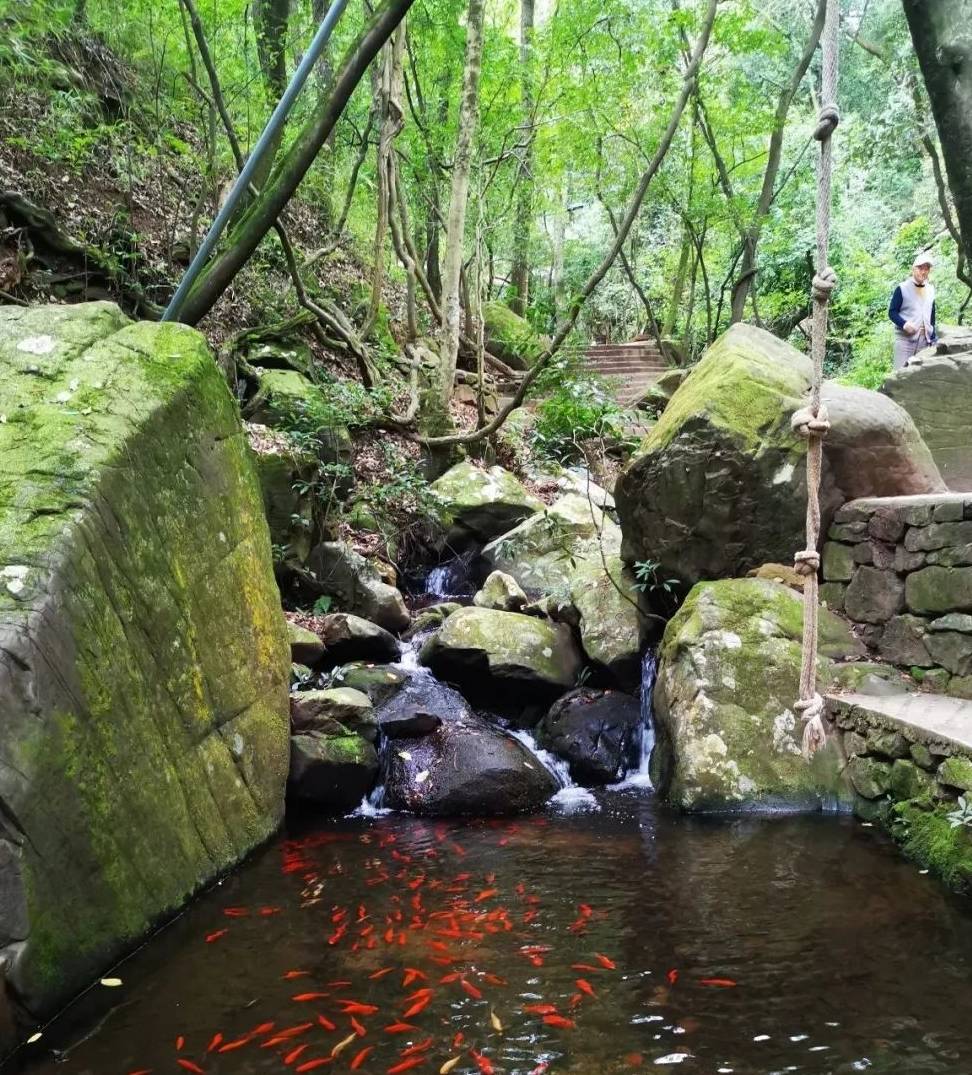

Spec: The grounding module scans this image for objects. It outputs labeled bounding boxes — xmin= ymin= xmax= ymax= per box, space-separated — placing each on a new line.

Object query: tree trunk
xmin=436 ymin=0 xmax=486 ymax=410
xmin=250 ymin=0 xmax=291 ymax=193
xmin=903 ymin=0 xmax=972 ymax=267
xmin=508 ymin=0 xmax=534 ymax=316
xmin=176 ymin=0 xmax=416 ymax=326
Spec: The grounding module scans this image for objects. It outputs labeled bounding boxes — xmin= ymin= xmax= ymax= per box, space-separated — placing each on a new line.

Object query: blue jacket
xmin=889 ymin=284 xmax=937 ymax=339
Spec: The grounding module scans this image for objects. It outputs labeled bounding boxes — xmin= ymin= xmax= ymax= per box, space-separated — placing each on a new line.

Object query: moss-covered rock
xmin=431 ymin=461 xmax=543 ymax=545
xmin=473 ymin=571 xmax=528 ymax=612
xmin=290 ymin=688 xmax=376 ymax=742
xmin=419 ymin=606 xmax=583 ymax=704
xmin=287 ymin=620 xmax=326 ymax=666
xmin=248 ymin=425 xmax=318 ymax=564
xmin=569 ymin=555 xmax=646 ymax=690
xmin=847 ymin=756 xmax=893 ymax=799
xmin=335 ymin=662 xmax=409 ymax=705
xmin=652 ymin=577 xmax=863 ymax=811
xmin=0 ymin=302 xmax=290 ymax=1014
xmin=307 ymin=542 xmax=409 ymax=633
xmin=288 ymin=731 xmax=378 ymax=813
xmin=938 ymin=755 xmax=972 ymax=791
xmin=483 ymin=302 xmax=549 ymax=371
xmin=891 ymin=801 xmax=972 ymax=891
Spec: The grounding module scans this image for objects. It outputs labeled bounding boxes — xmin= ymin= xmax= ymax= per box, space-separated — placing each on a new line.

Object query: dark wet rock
xmin=287 ymin=620 xmax=326 ymax=665
xmin=290 ymin=688 xmax=377 ymax=742
xmin=380 ymin=679 xmax=557 ymax=815
xmin=319 ymin=613 xmax=400 ymax=662
xmin=288 ymin=731 xmax=378 ymax=812
xmin=537 ymin=688 xmax=642 ymax=785
xmin=0 ymin=302 xmax=290 ymax=1013
xmin=403 ymin=602 xmax=462 ymax=640
xmin=336 ymin=662 xmax=409 ymax=705
xmin=308 ymin=541 xmax=409 ymax=632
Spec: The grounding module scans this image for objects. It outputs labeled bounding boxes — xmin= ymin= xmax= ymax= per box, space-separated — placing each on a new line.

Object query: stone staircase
xmin=577 ymin=340 xmax=669 ymax=408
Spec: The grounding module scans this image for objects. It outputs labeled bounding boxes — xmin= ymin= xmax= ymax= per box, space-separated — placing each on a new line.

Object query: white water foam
xmin=612 ymin=650 xmax=658 ymax=790
xmin=509 ymin=727 xmax=602 ymax=813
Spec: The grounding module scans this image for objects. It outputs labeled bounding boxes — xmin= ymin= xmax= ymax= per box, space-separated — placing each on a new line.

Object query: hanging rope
xmin=793 ymin=0 xmax=840 ymax=759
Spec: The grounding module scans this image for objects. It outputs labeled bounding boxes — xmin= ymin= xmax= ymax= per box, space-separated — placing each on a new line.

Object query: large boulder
xmin=482 ymin=493 xmax=622 ymax=594
xmin=0 ymin=303 xmax=290 ymax=1014
xmin=537 ymin=688 xmax=642 ymax=785
xmin=290 ymin=687 xmax=377 ymax=742
xmin=569 ymin=556 xmax=646 ymax=689
xmin=652 ymin=577 xmax=864 ymax=811
xmin=307 ymin=542 xmax=409 ymax=633
xmin=247 ymin=423 xmax=318 ymax=564
xmin=616 ymin=324 xmax=943 ymax=588
xmin=483 ymin=301 xmax=550 ymax=371
xmin=419 ymin=606 xmax=583 ymax=704
xmin=288 ymin=731 xmax=378 ymax=812
xmin=431 ymin=460 xmax=543 ymax=545
xmin=319 ymin=612 xmax=400 ymax=662
xmin=380 ymin=677 xmax=558 ymax=815
xmin=882 ymin=350 xmax=972 ymax=491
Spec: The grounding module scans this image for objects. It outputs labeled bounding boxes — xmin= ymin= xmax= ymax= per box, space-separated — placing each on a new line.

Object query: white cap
xmin=913 ymin=251 xmax=935 ymax=268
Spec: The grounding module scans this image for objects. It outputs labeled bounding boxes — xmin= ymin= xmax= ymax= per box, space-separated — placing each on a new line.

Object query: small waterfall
xmin=418 ymin=550 xmax=478 ymax=602
xmin=509 ymin=728 xmax=599 ymax=813
xmin=618 ymin=650 xmax=658 ymax=788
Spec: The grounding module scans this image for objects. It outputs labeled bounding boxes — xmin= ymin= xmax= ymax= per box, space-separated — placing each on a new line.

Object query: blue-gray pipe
xmin=162 ymin=0 xmax=351 ymax=322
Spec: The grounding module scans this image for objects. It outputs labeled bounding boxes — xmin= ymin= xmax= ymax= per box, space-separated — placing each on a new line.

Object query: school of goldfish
xmin=113 ymin=817 xmax=737 ymax=1075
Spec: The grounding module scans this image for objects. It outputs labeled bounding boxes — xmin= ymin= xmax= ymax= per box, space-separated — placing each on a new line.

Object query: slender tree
xmin=508 ymin=0 xmax=535 ymax=316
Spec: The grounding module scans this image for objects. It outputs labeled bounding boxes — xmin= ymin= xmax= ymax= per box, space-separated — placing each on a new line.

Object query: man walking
xmin=889 ymin=252 xmax=937 ymax=368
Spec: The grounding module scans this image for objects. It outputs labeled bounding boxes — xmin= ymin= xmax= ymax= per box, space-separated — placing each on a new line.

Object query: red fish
xmin=205 ymin=929 xmax=228 ymax=943
xmin=370 ymin=967 xmax=394 ymax=980
xmin=542 ymin=1014 xmax=575 ymax=1030
xmin=667 ymin=969 xmax=679 ymax=985
xmin=339 ymin=1001 xmax=379 ymax=1016
xmin=401 ymin=1038 xmax=433 ymax=1057
xmin=218 ymin=1037 xmax=251 ymax=1053
xmin=469 ymin=1049 xmax=494 ymax=1074
xmin=699 ymin=977 xmax=737 ymax=988
xmin=176 ymin=1037 xmax=185 ymax=1051
xmin=295 ymin=1061 xmax=333 ymax=1073
xmin=460 ymin=979 xmax=482 ymax=1000
xmin=451 ymin=1032 xmax=464 ymax=1050
xmin=576 ymin=979 xmax=597 ymax=999
xmin=293 ymin=992 xmax=330 ymax=1002
xmin=206 ymin=1033 xmax=223 ymax=1053
xmin=384 ymin=1022 xmax=419 ymax=1033
xmin=350 ymin=1046 xmax=375 ymax=1069
xmin=402 ymin=995 xmax=431 ymax=1018
xmin=127 ymin=1070 xmax=152 ymax=1075
xmin=222 ymin=907 xmax=249 ymax=917
xmin=474 ymin=889 xmax=497 ymax=903
xmin=625 ymin=1054 xmax=644 ymax=1067
xmin=176 ymin=1063 xmax=206 ymax=1074
xmin=595 ymin=953 xmax=617 ymax=970
xmin=523 ymin=1004 xmax=558 ymax=1015
xmin=530 ymin=1065 xmax=550 ymax=1075
xmin=350 ymin=1016 xmax=368 ymax=1037
xmin=260 ymin=906 xmax=282 ymax=916
xmin=284 ymin=970 xmax=311 ymax=980
xmin=387 ymin=1058 xmax=426 ymax=1074
xmin=285 ymin=1044 xmax=310 ymax=1064
xmin=571 ymin=963 xmax=602 ymax=973
xmin=317 ymin=1016 xmax=337 ymax=1031
xmin=482 ymin=974 xmax=507 ymax=987
xmin=403 ymin=968 xmax=428 ymax=986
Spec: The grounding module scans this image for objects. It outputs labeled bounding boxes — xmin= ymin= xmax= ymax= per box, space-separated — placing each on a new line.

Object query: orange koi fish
xmin=205 ymin=929 xmax=228 ymax=943
xmin=370 ymin=967 xmax=394 ymax=980
xmin=403 ymin=995 xmax=432 ymax=1019
xmin=387 ymin=1058 xmax=426 ymax=1074
xmin=295 ymin=1060 xmax=333 ymax=1072
xmin=350 ymin=1046 xmax=375 ymax=1070
xmin=384 ymin=1022 xmax=420 ymax=1033
xmin=350 ymin=1017 xmax=367 ymax=1037
xmin=571 ymin=963 xmax=602 ymax=973
xmin=403 ymin=967 xmax=428 ymax=986
xmin=285 ymin=1044 xmax=309 ymax=1064
xmin=576 ymin=979 xmax=597 ymax=999
xmin=529 ymin=1064 xmax=549 ymax=1075
xmin=217 ymin=1037 xmax=251 ymax=1054
xmin=474 ymin=889 xmax=497 ymax=903
xmin=338 ymin=1001 xmax=379 ymax=1016
xmin=175 ymin=1036 xmax=185 ymax=1050
xmin=666 ymin=969 xmax=679 ymax=985
xmin=206 ymin=1033 xmax=223 ymax=1053
xmin=522 ymin=1004 xmax=558 ymax=1015
xmin=222 ymin=907 xmax=249 ymax=917
xmin=176 ymin=1062 xmax=206 ymax=1074
xmin=283 ymin=970 xmax=311 ymax=980
xmin=401 ymin=1038 xmax=434 ymax=1057
xmin=293 ymin=993 xmax=330 ymax=1002
xmin=699 ymin=977 xmax=737 ymax=988
xmin=317 ymin=1016 xmax=336 ymax=1031
xmin=542 ymin=1014 xmax=575 ymax=1030
xmin=469 ymin=1049 xmax=494 ymax=1074
xmin=460 ymin=979 xmax=482 ymax=1000
xmin=595 ymin=953 xmax=617 ymax=970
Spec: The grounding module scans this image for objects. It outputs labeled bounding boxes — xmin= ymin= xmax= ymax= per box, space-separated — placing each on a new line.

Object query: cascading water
xmin=615 ymin=649 xmax=658 ymax=789
xmin=414 ymin=549 xmax=478 ymax=603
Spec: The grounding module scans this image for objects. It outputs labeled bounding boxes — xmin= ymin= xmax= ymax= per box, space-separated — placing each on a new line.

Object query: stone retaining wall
xmin=821 ymin=494 xmax=972 ymax=696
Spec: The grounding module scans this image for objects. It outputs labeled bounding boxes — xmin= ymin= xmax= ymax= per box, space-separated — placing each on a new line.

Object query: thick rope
xmin=795 ymin=0 xmax=839 ymax=759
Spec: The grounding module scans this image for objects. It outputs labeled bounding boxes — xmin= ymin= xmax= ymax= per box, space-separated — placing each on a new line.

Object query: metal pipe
xmin=162 ymin=0 xmax=351 ymax=322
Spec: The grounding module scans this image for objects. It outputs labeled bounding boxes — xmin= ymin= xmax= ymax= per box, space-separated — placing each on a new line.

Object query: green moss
xmin=892 ymin=801 xmax=972 ymax=891
xmin=483 ymin=301 xmax=547 ymax=367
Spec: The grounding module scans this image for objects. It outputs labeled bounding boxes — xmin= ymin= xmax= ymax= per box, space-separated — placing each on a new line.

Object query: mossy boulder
xmin=307 ymin=542 xmax=409 ymax=633
xmin=569 ymin=555 xmax=647 ymax=690
xmin=431 ymin=461 xmax=543 ymax=545
xmin=419 ymin=606 xmax=583 ymax=704
xmin=483 ymin=301 xmax=549 ymax=371
xmin=652 ymin=577 xmax=863 ymax=811
xmin=473 ymin=571 xmax=528 ymax=612
xmin=290 ymin=688 xmax=377 ymax=742
xmin=319 ymin=612 xmax=400 ymax=662
xmin=247 ymin=424 xmax=318 ymax=564
xmin=335 ymin=662 xmax=409 ymax=705
xmin=288 ymin=731 xmax=378 ymax=813
xmin=0 ymin=302 xmax=290 ymax=1014
xmin=287 ymin=620 xmax=326 ymax=666
xmin=482 ymin=494 xmax=622 ymax=595
xmin=616 ymin=323 xmax=943 ymax=589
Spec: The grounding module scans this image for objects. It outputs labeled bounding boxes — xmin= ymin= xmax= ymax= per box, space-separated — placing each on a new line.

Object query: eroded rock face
xmin=473 ymin=571 xmax=528 ymax=612
xmin=308 ymin=542 xmax=409 ymax=633
xmin=616 ymin=323 xmax=943 ymax=589
xmin=319 ymin=612 xmax=400 ymax=662
xmin=537 ymin=688 xmax=642 ymax=785
xmin=288 ymin=731 xmax=378 ymax=812
xmin=431 ymin=461 xmax=543 ymax=545
xmin=380 ymin=678 xmax=557 ymax=815
xmin=0 ymin=302 xmax=290 ymax=1013
xmin=569 ymin=556 xmax=646 ymax=690
xmin=419 ymin=607 xmax=583 ymax=704
xmin=882 ymin=350 xmax=972 ymax=491
xmin=652 ymin=578 xmax=863 ymax=811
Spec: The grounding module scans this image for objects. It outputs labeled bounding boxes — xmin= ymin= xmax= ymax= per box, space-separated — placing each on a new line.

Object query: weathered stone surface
xmin=844 ymin=731 xmax=868 ymax=757
xmin=911 ymin=742 xmax=935 ymax=769
xmin=868 ymin=507 xmax=907 ymax=544
xmin=473 ymin=570 xmax=528 ymax=612
xmin=652 ymin=578 xmax=862 ymax=811
xmin=906 ymin=566 xmax=972 ymax=615
xmin=245 ymin=368 xmax=352 ymax=466
xmin=381 ymin=677 xmax=557 ymax=815
xmin=923 ymin=631 xmax=972 ymax=676
xmin=847 ymin=756 xmax=893 ymax=799
xmin=930 ymin=613 xmax=972 ymax=633
xmin=877 ymin=615 xmax=933 ymax=667
xmin=829 ymin=661 xmax=911 ymax=696
xmin=431 ymin=460 xmax=543 ymax=543
xmin=319 ymin=613 xmax=400 ymax=662
xmin=948 ymin=675 xmax=972 ymax=700
xmin=308 ymin=542 xmax=409 ymax=632
xmin=896 ymin=546 xmax=926 ymax=572
xmin=335 ymin=663 xmax=408 ymax=705
xmin=483 ymin=301 xmax=550 ymax=371
xmin=865 ymin=726 xmax=910 ymax=758
xmin=0 ymin=302 xmax=290 ymax=1013
xmin=829 ymin=521 xmax=869 ymax=542
xmin=934 ymin=499 xmax=966 ymax=522
xmin=905 ymin=520 xmax=972 ymax=551
xmin=248 ymin=425 xmax=317 ymax=564
xmin=938 ymin=755 xmax=972 ymax=792
xmin=616 ymin=324 xmax=942 ymax=589
xmin=927 ymin=544 xmax=972 ymax=566
xmin=569 ymin=556 xmax=646 ymax=689
xmin=288 ymin=731 xmax=378 ymax=812
xmin=882 ymin=351 xmax=972 ymax=491
xmin=290 ymin=688 xmax=376 ymax=742
xmin=420 ymin=607 xmax=583 ymax=702
xmin=483 ymin=494 xmax=621 ymax=594
xmin=844 ymin=566 xmax=905 ymax=623
xmin=890 ymin=759 xmax=937 ymax=803
xmin=819 ymin=582 xmax=847 ymax=611
xmin=747 ymin=562 xmax=806 ymax=589
xmin=822 ymin=542 xmax=855 ymax=581
xmin=537 ymin=688 xmax=642 ymax=785
xmin=287 ymin=620 xmax=326 ymax=665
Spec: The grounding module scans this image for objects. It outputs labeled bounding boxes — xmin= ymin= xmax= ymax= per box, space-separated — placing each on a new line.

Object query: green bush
xmin=838 ymin=322 xmax=894 ymax=389
xmin=531 ymin=375 xmax=628 ymax=462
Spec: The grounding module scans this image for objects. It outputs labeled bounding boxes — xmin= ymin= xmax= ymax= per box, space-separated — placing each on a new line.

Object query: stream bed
xmin=8 ymin=792 xmax=972 ymax=1075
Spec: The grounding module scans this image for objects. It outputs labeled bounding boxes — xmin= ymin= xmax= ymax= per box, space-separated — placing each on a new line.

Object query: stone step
xmin=826 ymin=690 xmax=972 ymax=753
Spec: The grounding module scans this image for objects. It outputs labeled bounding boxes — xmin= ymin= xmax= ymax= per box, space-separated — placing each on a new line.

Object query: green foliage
xmin=530 ymin=369 xmax=630 ymax=463
xmin=947 ymin=795 xmax=972 ymax=830
xmin=632 ymin=559 xmax=680 ymax=598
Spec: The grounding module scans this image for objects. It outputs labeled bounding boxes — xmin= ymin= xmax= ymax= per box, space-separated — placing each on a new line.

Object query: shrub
xmin=531 ymin=375 xmax=628 ymax=463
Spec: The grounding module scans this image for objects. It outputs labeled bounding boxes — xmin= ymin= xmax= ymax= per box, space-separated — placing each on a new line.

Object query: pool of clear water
xmin=7 ymin=790 xmax=972 ymax=1075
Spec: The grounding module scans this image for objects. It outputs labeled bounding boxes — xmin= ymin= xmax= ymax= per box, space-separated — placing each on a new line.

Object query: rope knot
xmin=790 ymin=403 xmax=831 ymax=440
xmin=793 ymin=549 xmax=821 ymax=576
xmin=795 ymin=694 xmax=827 ymax=759
xmin=811 ymin=267 xmax=838 ymax=304
xmin=813 ymin=103 xmax=840 ymax=141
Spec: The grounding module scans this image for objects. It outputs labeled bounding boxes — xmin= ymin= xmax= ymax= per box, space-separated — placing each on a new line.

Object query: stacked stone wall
xmin=821 ymin=494 xmax=972 ymax=696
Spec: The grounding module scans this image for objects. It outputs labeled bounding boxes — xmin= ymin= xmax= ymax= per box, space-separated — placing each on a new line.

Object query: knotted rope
xmin=795 ymin=0 xmax=840 ymax=759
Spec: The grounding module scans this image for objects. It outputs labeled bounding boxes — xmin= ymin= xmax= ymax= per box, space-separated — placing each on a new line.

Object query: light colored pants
xmin=893 ymin=331 xmax=929 ymax=370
